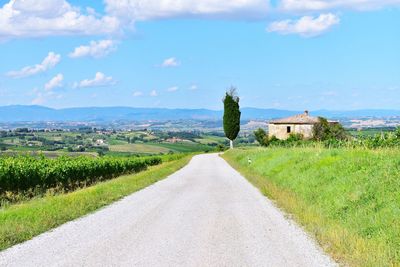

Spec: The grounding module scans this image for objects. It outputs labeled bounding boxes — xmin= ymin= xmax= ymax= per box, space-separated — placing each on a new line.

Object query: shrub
xmin=254 ymin=128 xmax=270 ymax=146
xmin=313 ymin=117 xmax=348 ymax=141
xmin=287 ymin=133 xmax=303 ymax=142
xmin=217 ymin=144 xmax=227 ymax=152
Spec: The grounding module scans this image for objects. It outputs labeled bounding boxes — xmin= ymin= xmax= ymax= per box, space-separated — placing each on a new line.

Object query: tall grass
xmin=223 ymin=147 xmax=400 ymax=267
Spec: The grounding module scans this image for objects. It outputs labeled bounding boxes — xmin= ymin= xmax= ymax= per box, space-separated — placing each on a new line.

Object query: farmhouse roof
xmin=269 ymin=111 xmax=320 ymax=124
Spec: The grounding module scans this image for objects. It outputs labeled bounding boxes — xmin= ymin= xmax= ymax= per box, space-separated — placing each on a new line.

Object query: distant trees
xmin=223 ymin=87 xmax=241 ymax=149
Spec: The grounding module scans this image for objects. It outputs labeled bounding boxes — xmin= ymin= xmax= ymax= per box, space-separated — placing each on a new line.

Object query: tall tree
xmin=223 ymin=87 xmax=241 ymax=149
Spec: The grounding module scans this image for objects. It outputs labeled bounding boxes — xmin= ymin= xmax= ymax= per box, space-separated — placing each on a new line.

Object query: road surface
xmin=0 ymin=154 xmax=336 ymax=267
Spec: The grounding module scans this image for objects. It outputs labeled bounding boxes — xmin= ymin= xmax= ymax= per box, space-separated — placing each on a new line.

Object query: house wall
xmin=268 ymin=124 xmax=314 ymax=140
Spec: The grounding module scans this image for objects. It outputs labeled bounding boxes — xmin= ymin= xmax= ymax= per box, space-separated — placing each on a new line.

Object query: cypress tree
xmin=223 ymin=87 xmax=241 ymax=149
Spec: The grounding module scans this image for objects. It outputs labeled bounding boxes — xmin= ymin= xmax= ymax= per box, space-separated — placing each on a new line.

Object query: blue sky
xmin=0 ymin=0 xmax=399 ymax=110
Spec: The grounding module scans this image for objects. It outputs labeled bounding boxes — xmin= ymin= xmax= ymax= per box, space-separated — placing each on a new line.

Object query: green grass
xmin=0 ymin=155 xmax=192 ymax=251
xmin=109 ymin=143 xmax=171 ymax=153
xmin=109 ymin=142 xmax=212 ymax=154
xmin=223 ymin=147 xmax=400 ymax=267
xmin=152 ymin=142 xmax=212 ymax=153
xmin=1 ymin=151 xmax=97 ymax=158
xmin=195 ymin=135 xmax=226 ymax=145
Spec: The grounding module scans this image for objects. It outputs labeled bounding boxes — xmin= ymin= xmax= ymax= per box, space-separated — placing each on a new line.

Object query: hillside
xmin=1 ymin=105 xmax=400 ymax=122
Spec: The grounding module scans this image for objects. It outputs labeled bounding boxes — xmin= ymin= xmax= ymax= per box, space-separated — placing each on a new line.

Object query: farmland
xmin=0 ymin=128 xmax=231 ymax=157
xmin=0 ymin=127 xmax=199 ymax=250
xmin=0 ymin=155 xmax=162 ymax=205
xmin=223 ymin=147 xmax=400 ymax=266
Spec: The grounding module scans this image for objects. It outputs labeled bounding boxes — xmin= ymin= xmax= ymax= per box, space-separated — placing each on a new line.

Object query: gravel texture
xmin=0 ymin=153 xmax=336 ymax=267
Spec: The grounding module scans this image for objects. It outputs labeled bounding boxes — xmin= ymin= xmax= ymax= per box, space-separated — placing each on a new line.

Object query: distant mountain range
xmin=1 ymin=105 xmax=400 ymax=122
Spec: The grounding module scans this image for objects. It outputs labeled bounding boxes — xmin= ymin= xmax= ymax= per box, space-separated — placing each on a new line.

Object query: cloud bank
xmin=0 ymin=0 xmax=120 ymax=40
xmin=104 ymin=0 xmax=269 ymax=21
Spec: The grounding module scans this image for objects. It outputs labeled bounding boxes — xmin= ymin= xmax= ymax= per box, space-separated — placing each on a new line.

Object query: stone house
xmin=268 ymin=111 xmax=320 ymax=140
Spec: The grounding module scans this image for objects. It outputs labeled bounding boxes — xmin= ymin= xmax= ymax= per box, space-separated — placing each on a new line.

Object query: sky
xmin=0 ymin=0 xmax=399 ymax=111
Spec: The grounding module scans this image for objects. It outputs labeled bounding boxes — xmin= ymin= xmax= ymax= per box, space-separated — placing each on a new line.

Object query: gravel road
xmin=0 ymin=153 xmax=336 ymax=267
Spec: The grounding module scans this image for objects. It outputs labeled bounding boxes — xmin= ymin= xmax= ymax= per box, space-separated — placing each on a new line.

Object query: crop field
xmin=0 ymin=129 xmax=225 ymax=157
xmin=223 ymin=147 xmax=400 ymax=267
xmin=109 ymin=144 xmax=171 ymax=154
xmin=0 ymin=155 xmax=162 ymax=206
xmin=151 ymin=142 xmax=213 ymax=153
xmin=0 ymin=151 xmax=98 ymax=158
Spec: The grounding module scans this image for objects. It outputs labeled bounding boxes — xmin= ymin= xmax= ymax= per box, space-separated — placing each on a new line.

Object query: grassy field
xmin=153 ymin=142 xmax=212 ymax=153
xmin=0 ymin=155 xmax=193 ymax=251
xmin=223 ymin=147 xmax=400 ymax=267
xmin=109 ymin=142 xmax=213 ymax=154
xmin=109 ymin=143 xmax=171 ymax=154
xmin=0 ymin=151 xmax=97 ymax=158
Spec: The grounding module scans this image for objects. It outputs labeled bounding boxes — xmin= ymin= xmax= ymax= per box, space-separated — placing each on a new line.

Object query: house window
xmin=287 ymin=126 xmax=291 ymax=133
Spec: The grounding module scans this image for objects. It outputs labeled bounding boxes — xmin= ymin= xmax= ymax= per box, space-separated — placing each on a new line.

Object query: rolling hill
xmin=0 ymin=105 xmax=400 ymax=122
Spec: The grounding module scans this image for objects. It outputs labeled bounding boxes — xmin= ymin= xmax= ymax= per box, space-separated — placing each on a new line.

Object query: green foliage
xmin=322 ymin=130 xmax=400 ymax=149
xmin=223 ymin=87 xmax=241 ymax=142
xmin=313 ymin=117 xmax=348 ymax=141
xmin=217 ymin=144 xmax=227 ymax=152
xmin=0 ymin=155 xmax=162 ymax=197
xmin=254 ymin=129 xmax=304 ymax=147
xmin=224 ymin=148 xmax=400 ymax=266
xmin=286 ymin=133 xmax=303 ymax=142
xmin=254 ymin=128 xmax=270 ymax=146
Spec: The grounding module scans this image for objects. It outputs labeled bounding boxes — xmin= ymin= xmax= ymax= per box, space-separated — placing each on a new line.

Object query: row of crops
xmin=0 ymin=155 xmax=162 ymax=194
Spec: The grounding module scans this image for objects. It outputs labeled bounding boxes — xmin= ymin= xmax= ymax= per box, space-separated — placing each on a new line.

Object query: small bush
xmin=217 ymin=144 xmax=227 ymax=152
xmin=254 ymin=128 xmax=270 ymax=146
xmin=313 ymin=117 xmax=348 ymax=141
xmin=287 ymin=133 xmax=303 ymax=142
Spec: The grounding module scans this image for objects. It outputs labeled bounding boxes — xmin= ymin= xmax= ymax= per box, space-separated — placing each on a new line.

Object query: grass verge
xmin=222 ymin=147 xmax=400 ymax=267
xmin=0 ymin=155 xmax=192 ymax=251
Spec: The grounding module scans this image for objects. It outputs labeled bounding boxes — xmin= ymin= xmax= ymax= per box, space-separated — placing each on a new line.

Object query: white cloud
xmin=167 ymin=86 xmax=179 ymax=92
xmin=74 ymin=72 xmax=115 ymax=88
xmin=105 ymin=0 xmax=269 ymax=21
xmin=150 ymin=90 xmax=158 ymax=97
xmin=161 ymin=57 xmax=180 ymax=67
xmin=0 ymin=0 xmax=120 ymax=40
xmin=69 ymin=39 xmax=117 ymax=58
xmin=267 ymin=13 xmax=340 ymax=37
xmin=45 ymin=73 xmax=64 ymax=91
xmin=31 ymin=92 xmax=45 ymax=105
xmin=6 ymin=52 xmax=61 ymax=78
xmin=189 ymin=84 xmax=198 ymax=90
xmin=31 ymin=90 xmax=62 ymax=105
xmin=133 ymin=91 xmax=143 ymax=97
xmin=279 ymin=0 xmax=400 ymax=12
